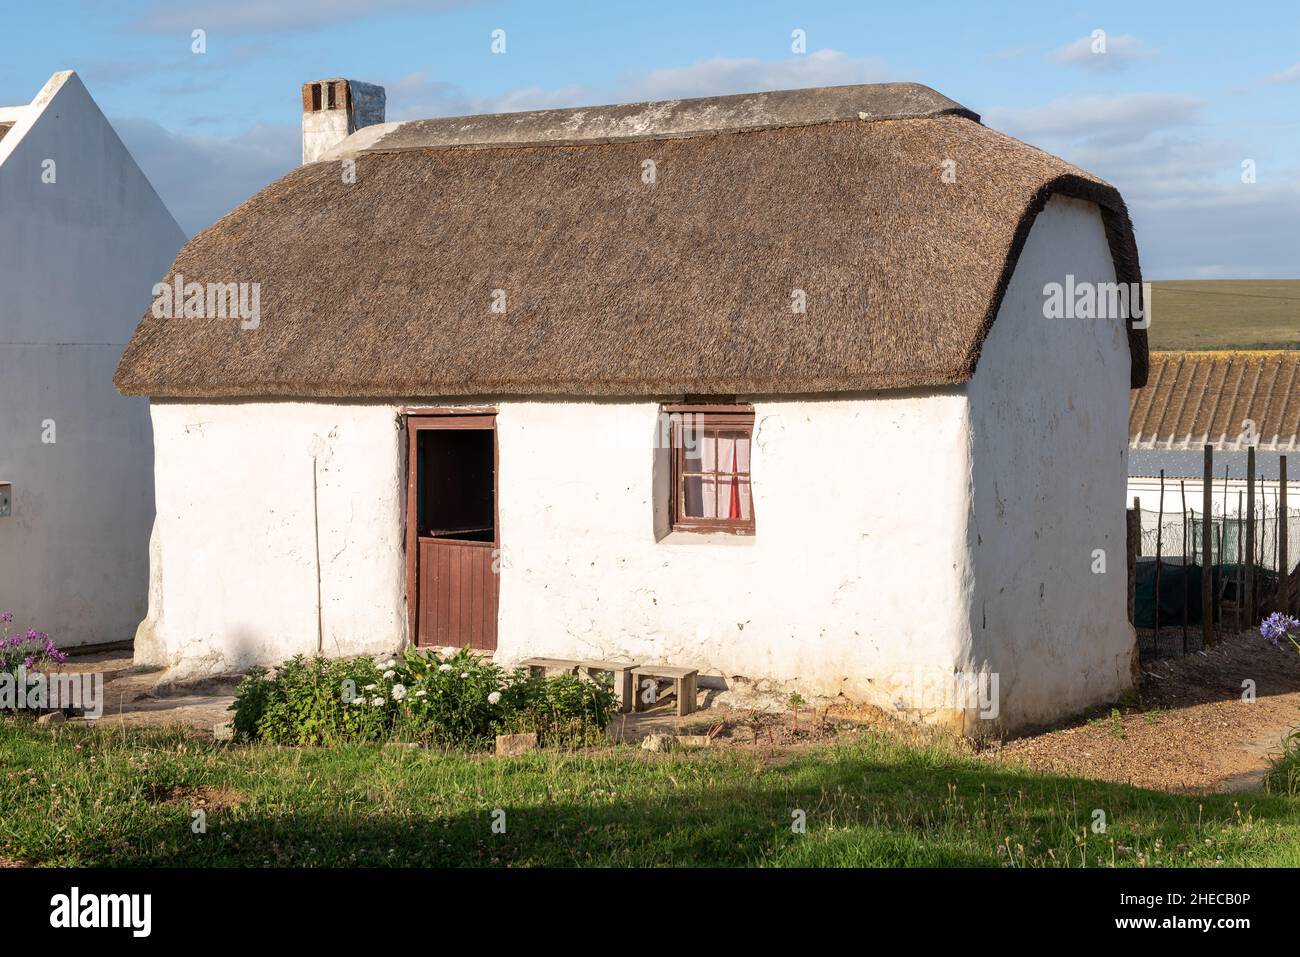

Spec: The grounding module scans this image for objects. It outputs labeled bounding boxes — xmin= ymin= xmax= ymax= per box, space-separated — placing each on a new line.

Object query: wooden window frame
xmin=665 ymin=404 xmax=756 ymax=536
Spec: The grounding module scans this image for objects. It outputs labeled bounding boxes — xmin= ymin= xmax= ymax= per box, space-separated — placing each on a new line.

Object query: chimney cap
xmin=301 ymin=78 xmax=385 ymax=114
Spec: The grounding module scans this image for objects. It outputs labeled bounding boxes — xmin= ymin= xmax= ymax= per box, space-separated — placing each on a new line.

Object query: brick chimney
xmin=301 ymin=78 xmax=385 ymax=163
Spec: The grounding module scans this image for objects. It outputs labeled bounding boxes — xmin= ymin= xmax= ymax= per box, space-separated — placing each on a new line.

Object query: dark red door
xmin=405 ymin=414 xmax=499 ymax=651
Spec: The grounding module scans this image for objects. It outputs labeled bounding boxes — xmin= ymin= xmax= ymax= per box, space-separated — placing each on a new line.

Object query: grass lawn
xmin=1149 ymin=280 xmax=1300 ymax=351
xmin=5 ymin=722 xmax=1300 ymax=867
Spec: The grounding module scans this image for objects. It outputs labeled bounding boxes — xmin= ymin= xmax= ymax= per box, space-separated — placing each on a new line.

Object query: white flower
xmin=383 ymin=670 xmax=396 ymax=679
xmin=460 ymin=672 xmax=469 ymax=679
xmin=391 ymin=684 xmax=407 ymax=701
xmin=384 ymin=659 xmax=397 ymax=668
xmin=363 ymin=683 xmax=378 ymax=691
xmin=414 ymin=690 xmax=427 ymax=697
xmin=350 ymin=698 xmax=364 ymax=706
xmin=487 ymin=691 xmax=502 ymax=705
xmin=439 ymin=663 xmax=452 ymax=673
xmin=370 ymin=696 xmax=386 ymax=706
xmin=443 ymin=646 xmax=456 ymax=657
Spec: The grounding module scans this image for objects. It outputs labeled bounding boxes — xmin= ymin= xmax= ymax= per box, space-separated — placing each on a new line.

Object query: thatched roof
xmin=115 ymin=82 xmax=1147 ymax=399
xmin=1130 ymin=351 xmax=1300 ymax=451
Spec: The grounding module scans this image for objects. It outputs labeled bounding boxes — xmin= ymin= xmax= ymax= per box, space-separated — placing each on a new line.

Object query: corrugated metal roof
xmin=1130 ymin=351 xmax=1300 ymax=451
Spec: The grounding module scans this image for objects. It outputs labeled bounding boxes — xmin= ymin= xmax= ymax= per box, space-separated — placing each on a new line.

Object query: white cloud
xmin=136 ymin=0 xmax=476 ymax=34
xmin=986 ymin=93 xmax=1300 ymax=278
xmin=984 ymin=93 xmax=1203 ymax=146
xmin=1052 ymin=33 xmax=1156 ymax=72
xmin=385 ymin=70 xmax=589 ymax=120
xmin=385 ymin=49 xmax=888 ymax=121
xmin=620 ymin=50 xmax=889 ymax=101
xmin=1266 ymin=61 xmax=1300 ymax=84
xmin=114 ymin=117 xmax=299 ymax=236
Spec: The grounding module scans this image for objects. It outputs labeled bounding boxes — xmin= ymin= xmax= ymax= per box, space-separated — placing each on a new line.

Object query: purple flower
xmin=0 ymin=612 xmax=12 ymax=623
xmin=1260 ymin=613 xmax=1300 ymax=650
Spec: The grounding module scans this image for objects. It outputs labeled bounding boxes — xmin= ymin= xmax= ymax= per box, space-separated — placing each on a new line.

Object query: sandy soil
xmin=981 ymin=630 xmax=1300 ymax=793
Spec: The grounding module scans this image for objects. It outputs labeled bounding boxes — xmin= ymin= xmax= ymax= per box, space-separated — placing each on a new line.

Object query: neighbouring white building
xmin=1128 ymin=350 xmax=1300 ymax=574
xmin=1 ymin=71 xmax=185 ymax=647
xmin=115 ymin=80 xmax=1149 ymax=734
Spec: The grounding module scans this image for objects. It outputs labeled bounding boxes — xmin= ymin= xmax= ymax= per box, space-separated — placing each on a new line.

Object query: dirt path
xmin=982 ymin=631 xmax=1300 ymax=793
xmin=62 ymin=651 xmax=236 ymax=733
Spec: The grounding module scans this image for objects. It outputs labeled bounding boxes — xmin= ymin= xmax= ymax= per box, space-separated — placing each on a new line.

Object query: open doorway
xmin=418 ymin=428 xmax=495 ymax=541
xmin=405 ymin=414 xmax=498 ymax=651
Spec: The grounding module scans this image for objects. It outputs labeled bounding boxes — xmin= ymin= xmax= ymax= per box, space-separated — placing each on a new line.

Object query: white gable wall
xmin=0 ymin=72 xmax=185 ymax=645
xmin=965 ymin=195 xmax=1137 ymax=730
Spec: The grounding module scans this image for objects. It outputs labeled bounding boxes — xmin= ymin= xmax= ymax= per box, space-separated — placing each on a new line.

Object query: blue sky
xmin=4 ymin=0 xmax=1298 ymax=278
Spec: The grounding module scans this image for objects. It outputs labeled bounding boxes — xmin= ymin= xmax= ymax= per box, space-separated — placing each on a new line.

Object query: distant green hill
xmin=1149 ymin=280 xmax=1299 ymax=351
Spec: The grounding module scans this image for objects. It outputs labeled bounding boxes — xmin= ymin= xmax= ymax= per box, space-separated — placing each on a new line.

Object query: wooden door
xmin=405 ymin=413 xmax=499 ymax=651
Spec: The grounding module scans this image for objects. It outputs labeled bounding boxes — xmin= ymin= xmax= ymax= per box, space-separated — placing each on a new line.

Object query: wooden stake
xmin=1155 ymin=470 xmax=1165 ymax=640
xmin=1281 ymin=456 xmax=1291 ymax=616
xmin=1246 ymin=447 xmax=1256 ymax=624
xmin=1202 ymin=446 xmax=1214 ymax=647
xmin=1236 ymin=490 xmax=1244 ymax=633
xmin=1180 ymin=480 xmax=1189 ymax=653
xmin=1220 ymin=465 xmax=1229 ymax=571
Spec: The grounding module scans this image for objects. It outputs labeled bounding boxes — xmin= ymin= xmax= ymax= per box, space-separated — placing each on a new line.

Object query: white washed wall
xmin=965 ymin=195 xmax=1137 ymax=731
xmin=140 ymin=393 xmax=975 ymax=703
xmin=0 ymin=72 xmax=184 ymax=646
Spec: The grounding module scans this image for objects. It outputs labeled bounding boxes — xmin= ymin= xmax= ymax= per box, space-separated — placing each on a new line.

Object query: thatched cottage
xmin=115 ymin=79 xmax=1148 ymax=734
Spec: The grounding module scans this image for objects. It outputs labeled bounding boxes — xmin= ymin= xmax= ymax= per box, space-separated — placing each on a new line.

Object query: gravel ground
xmin=982 ymin=630 xmax=1300 ymax=793
xmin=60 ymin=651 xmax=237 ymax=733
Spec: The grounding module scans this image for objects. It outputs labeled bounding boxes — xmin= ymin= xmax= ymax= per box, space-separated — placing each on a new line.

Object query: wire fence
xmin=1130 ymin=466 xmax=1298 ymax=660
xmin=1136 ymin=508 xmax=1300 ymax=574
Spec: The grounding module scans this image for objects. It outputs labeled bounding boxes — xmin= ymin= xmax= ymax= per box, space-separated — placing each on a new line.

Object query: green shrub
xmin=502 ymin=672 xmax=618 ymax=747
xmin=1266 ymin=730 xmax=1300 ymax=796
xmin=230 ymin=655 xmax=392 ymax=746
xmin=229 ymin=647 xmax=616 ymax=750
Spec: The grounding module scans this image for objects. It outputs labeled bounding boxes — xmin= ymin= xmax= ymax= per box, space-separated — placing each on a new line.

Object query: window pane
xmin=684 ymin=476 xmax=719 ymax=518
xmin=683 ymin=427 xmax=704 ymax=472
xmin=701 ymin=432 xmax=716 ymax=472
xmin=718 ymin=475 xmax=752 ymax=520
xmin=734 ymin=433 xmax=751 ymax=473
xmin=716 ymin=432 xmax=735 ymax=475
xmin=683 ymin=475 xmax=703 ymax=517
xmin=683 ymin=429 xmax=717 ymax=473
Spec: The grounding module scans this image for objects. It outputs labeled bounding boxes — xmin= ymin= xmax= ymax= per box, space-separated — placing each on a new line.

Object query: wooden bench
xmin=630 ymin=665 xmax=699 ymax=717
xmin=519 ymin=657 xmax=581 ymax=677
xmin=519 ymin=657 xmax=640 ymax=713
xmin=576 ymin=660 xmax=640 ymax=714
